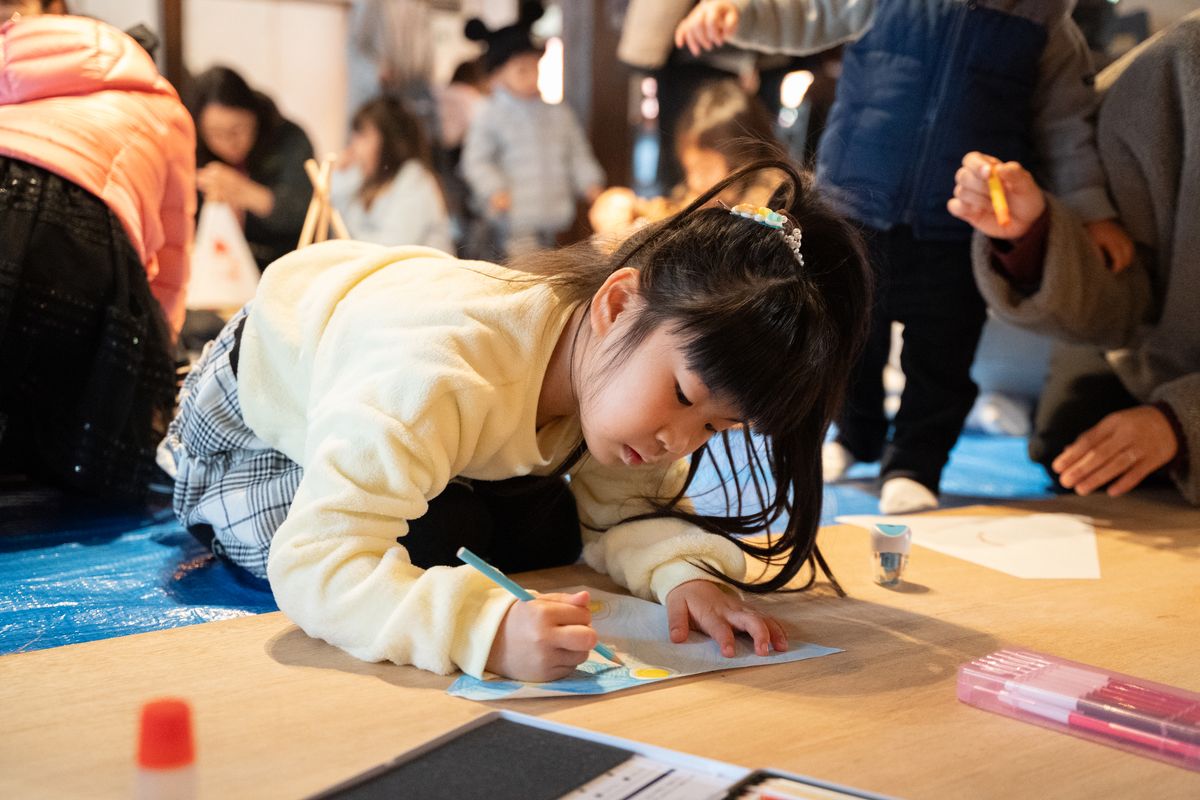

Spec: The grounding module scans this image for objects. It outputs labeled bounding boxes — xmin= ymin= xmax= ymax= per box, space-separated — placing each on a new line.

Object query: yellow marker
xmin=987 ymin=169 xmax=1011 ymax=227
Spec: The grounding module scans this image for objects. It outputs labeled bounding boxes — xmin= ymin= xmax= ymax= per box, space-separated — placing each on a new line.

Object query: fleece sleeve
xmin=569 ymin=456 xmax=747 ymax=604
xmin=265 ymin=372 xmax=516 ymax=679
xmin=728 ymin=0 xmax=875 ymax=56
xmin=971 ymin=193 xmax=1153 ymax=350
xmin=1150 ymin=374 xmax=1200 ymax=505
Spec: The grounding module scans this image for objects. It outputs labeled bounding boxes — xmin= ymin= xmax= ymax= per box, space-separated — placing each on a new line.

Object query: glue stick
xmin=136 ymin=698 xmax=195 ymax=800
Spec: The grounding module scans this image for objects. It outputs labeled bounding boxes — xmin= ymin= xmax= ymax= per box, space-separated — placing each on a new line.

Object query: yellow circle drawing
xmin=587 ymin=600 xmax=610 ymax=620
xmin=630 ymin=667 xmax=672 ymax=680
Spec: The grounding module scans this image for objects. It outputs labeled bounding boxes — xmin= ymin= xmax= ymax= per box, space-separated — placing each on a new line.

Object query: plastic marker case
xmin=958 ymin=648 xmax=1200 ymax=770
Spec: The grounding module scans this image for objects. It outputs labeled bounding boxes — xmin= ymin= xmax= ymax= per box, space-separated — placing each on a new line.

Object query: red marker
xmin=1000 ymin=691 xmax=1200 ymax=764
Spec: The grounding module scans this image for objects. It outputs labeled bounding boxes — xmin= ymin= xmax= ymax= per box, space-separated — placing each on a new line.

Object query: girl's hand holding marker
xmin=460 ymin=547 xmax=622 ymax=683
xmin=947 ymin=151 xmax=1046 ymax=240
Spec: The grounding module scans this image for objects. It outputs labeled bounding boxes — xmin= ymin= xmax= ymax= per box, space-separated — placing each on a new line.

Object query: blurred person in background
xmin=591 ymin=79 xmax=783 ymax=236
xmin=0 ymin=12 xmax=194 ymax=500
xmin=346 ymin=0 xmax=436 ymax=141
xmin=461 ymin=2 xmax=604 ymax=258
xmin=332 ymin=96 xmax=452 ymax=251
xmin=187 ymin=66 xmax=313 ymax=272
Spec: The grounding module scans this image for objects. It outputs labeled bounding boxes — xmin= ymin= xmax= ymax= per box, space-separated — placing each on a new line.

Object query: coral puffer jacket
xmin=0 ymin=15 xmax=195 ymax=335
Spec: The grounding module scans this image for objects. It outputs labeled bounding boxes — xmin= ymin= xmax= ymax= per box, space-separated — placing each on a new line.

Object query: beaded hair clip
xmin=729 ymin=203 xmax=804 ymax=267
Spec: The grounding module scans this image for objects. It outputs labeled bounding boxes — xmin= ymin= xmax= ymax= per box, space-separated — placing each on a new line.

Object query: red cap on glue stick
xmin=138 ymin=699 xmax=194 ymax=770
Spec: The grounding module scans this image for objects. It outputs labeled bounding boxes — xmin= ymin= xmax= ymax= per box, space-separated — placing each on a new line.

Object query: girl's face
xmin=680 ymin=144 xmax=730 ymax=200
xmin=200 ymin=104 xmax=257 ymax=166
xmin=578 ymin=283 xmax=743 ymax=468
xmin=347 ymin=121 xmax=382 ymax=176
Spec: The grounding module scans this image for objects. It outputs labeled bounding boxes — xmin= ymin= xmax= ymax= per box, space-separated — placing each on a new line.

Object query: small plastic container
xmin=958 ymin=648 xmax=1200 ymax=770
xmin=869 ymin=523 xmax=911 ymax=587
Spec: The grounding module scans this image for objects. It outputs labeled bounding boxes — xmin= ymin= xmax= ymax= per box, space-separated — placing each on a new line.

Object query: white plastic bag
xmin=186 ymin=201 xmax=259 ymax=310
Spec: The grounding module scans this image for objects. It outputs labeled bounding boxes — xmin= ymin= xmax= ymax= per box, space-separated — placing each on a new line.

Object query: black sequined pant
xmin=0 ymin=158 xmax=175 ymax=500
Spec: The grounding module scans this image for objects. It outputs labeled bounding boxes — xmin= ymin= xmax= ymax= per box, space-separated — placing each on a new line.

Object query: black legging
xmin=401 ymin=475 xmax=582 ymax=572
xmin=835 ymin=225 xmax=987 ymax=492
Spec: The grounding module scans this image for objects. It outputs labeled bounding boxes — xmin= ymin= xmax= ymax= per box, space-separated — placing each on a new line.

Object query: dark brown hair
xmin=187 ymin=65 xmax=283 ymax=170
xmin=514 ymin=158 xmax=871 ymax=593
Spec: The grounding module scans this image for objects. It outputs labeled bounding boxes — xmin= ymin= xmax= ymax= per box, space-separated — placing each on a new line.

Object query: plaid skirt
xmin=159 ymin=306 xmax=300 ymax=578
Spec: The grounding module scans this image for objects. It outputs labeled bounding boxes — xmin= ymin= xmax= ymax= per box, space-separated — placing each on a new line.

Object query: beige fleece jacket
xmin=236 ymin=241 xmax=747 ymax=677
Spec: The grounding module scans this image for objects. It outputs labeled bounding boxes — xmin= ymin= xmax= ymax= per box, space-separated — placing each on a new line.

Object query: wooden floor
xmin=2 ymin=492 xmax=1199 ymax=798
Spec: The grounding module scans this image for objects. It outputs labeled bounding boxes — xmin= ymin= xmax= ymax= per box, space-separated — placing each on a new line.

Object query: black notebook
xmin=313 ymin=717 xmax=633 ymax=800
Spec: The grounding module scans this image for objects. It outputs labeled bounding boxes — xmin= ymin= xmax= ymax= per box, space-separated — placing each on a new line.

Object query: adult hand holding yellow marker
xmin=948 ymin=151 xmax=1046 ymax=240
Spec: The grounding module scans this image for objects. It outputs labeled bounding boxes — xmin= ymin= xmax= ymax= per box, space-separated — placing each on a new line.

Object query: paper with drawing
xmin=836 ymin=513 xmax=1100 ymax=579
xmin=447 ymin=587 xmax=840 ymax=701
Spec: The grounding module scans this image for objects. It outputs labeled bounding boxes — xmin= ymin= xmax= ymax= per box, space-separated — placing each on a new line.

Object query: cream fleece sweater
xmin=236 ymin=241 xmax=747 ymax=677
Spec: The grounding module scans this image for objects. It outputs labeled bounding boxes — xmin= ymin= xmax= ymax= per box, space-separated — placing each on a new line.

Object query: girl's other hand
xmin=948 ymin=152 xmax=1045 ymax=240
xmin=665 ymin=579 xmax=788 ymax=657
xmin=674 ymin=1 xmax=741 ymax=56
xmin=1085 ymin=218 xmax=1135 ymax=273
xmin=484 ymin=590 xmax=596 ymax=682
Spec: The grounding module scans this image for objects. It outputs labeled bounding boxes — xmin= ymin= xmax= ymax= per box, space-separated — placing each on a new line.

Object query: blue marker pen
xmin=456 ymin=547 xmax=623 ymax=665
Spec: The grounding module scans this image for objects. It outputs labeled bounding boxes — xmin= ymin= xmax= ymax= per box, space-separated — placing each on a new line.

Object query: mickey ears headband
xmin=464 ymin=1 xmax=544 ymax=41
xmin=729 ymin=203 xmax=804 ymax=267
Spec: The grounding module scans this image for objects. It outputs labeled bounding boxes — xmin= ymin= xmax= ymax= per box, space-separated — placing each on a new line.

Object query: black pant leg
xmin=399 ymin=476 xmax=581 ymax=573
xmin=401 ymin=481 xmax=495 ymax=569
xmin=1029 ymin=342 xmax=1139 ymax=488
xmin=835 ymin=226 xmax=893 ymax=462
xmin=883 ymin=235 xmax=987 ymax=491
xmin=473 ymin=475 xmax=582 ymax=574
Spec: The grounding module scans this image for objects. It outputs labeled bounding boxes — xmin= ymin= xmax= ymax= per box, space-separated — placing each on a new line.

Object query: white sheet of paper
xmin=447 ymin=587 xmax=840 ymax=701
xmin=835 ymin=513 xmax=1100 ymax=579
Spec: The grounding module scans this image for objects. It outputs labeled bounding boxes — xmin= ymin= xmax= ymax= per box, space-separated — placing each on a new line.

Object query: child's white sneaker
xmin=966 ymin=391 xmax=1032 ymax=436
xmin=879 ymin=477 xmax=939 ymax=514
xmin=822 ymin=441 xmax=856 ymax=483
